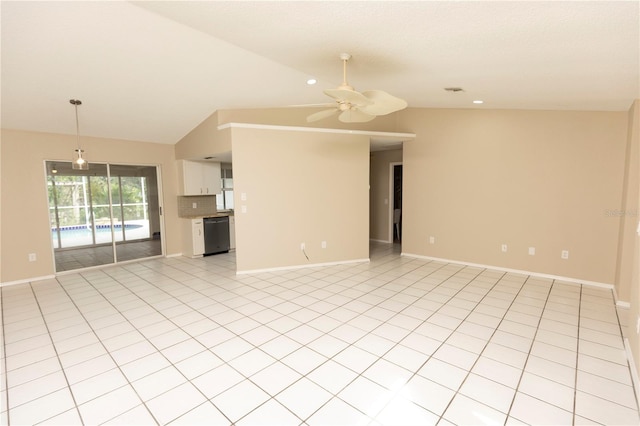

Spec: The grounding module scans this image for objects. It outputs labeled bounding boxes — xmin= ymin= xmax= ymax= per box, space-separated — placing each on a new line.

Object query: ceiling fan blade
xmin=288 ymin=103 xmax=335 ymax=108
xmin=359 ymin=90 xmax=408 ymax=115
xmin=307 ymin=108 xmax=338 ymax=122
xmin=339 ymin=109 xmax=376 ymax=123
xmin=323 ymin=88 xmax=374 ymax=107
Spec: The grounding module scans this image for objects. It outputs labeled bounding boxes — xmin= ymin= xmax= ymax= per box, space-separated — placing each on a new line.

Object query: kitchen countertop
xmin=179 ymin=212 xmax=233 ymax=219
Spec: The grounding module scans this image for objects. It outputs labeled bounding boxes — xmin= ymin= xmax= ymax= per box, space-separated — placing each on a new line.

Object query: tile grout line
xmin=315 ymin=263 xmax=507 ymax=423
xmin=53 ymin=273 xmax=164 ymax=425
xmin=613 ymin=289 xmax=640 ymax=413
xmin=504 ymin=279 xmax=565 ymax=422
xmin=82 ymin=265 xmax=236 ymax=425
xmin=232 ymin=255 xmax=452 ymax=424
xmin=572 ymin=284 xmax=583 ymax=426
xmin=297 ymin=259 xmax=461 ymax=423
xmin=433 ymin=271 xmax=531 ymax=423
xmin=24 ymin=281 xmax=85 ymax=424
xmin=236 ymin=255 xmax=452 ymax=423
xmin=1 ymin=287 xmax=10 ymax=425
xmin=128 ymin=259 xmax=312 ymax=423
xmin=3 ymin=244 xmax=637 ymax=425
xmin=573 ymin=289 xmax=637 ymax=420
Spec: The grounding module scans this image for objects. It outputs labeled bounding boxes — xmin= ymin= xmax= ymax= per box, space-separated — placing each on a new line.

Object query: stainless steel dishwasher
xmin=203 ymin=216 xmax=230 ymax=255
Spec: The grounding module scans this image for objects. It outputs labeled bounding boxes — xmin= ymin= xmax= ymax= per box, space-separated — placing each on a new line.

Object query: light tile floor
xmin=1 ymin=242 xmax=639 ymax=425
xmin=55 ymin=239 xmax=162 ymax=272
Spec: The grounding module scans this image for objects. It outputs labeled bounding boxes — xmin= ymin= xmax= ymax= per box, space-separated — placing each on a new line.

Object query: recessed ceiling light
xmin=473 ymin=100 xmax=484 ymax=104
xmin=306 ymin=78 xmax=317 ymax=85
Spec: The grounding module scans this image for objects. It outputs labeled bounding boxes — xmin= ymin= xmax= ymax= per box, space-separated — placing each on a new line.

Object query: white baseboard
xmin=401 ymin=252 xmax=614 ymax=290
xmin=1 ymin=254 xmax=176 ymax=287
xmin=617 ymin=300 xmax=632 ymax=309
xmin=237 ymin=258 xmax=370 ymax=275
xmin=166 ymin=253 xmax=183 ymax=258
xmin=370 ymin=238 xmax=391 ymax=243
xmin=0 ymin=275 xmax=56 ymax=287
xmin=624 ymin=338 xmax=640 ymax=410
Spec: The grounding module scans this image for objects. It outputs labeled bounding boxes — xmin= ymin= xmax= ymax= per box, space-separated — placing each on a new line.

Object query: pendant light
xmin=70 ymin=99 xmax=88 ymax=170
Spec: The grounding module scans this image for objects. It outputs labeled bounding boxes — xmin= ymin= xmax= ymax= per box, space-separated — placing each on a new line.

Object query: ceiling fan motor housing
xmin=306 ymin=52 xmax=408 ymax=123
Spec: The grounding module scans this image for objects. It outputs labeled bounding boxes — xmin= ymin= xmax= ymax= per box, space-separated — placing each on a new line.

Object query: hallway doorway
xmin=390 ymin=162 xmax=402 ymax=243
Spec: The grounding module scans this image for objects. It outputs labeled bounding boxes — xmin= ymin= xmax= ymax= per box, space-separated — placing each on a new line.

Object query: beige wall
xmin=399 ymin=108 xmax=628 ymax=286
xmin=175 ymin=107 xmax=401 ymax=162
xmin=231 ymin=127 xmax=370 ymax=272
xmin=370 ymin=149 xmax=403 ymax=242
xmin=175 ymin=111 xmax=232 ymax=160
xmin=622 ymin=100 xmax=640 ymax=382
xmin=3 ymin=103 xmax=638 ymax=379
xmin=0 ymin=129 xmax=180 ymax=283
xmin=616 ymin=102 xmax=640 ymax=301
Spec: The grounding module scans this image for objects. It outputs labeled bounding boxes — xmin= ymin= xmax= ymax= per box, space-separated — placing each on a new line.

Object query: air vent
xmin=444 ymin=87 xmax=464 ymax=92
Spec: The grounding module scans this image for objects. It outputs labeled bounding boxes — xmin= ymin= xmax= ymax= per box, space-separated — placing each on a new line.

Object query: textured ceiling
xmin=1 ymin=1 xmax=638 ymax=144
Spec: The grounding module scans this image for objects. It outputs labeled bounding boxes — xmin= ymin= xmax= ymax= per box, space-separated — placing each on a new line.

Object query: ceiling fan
xmin=306 ymin=53 xmax=408 ymax=123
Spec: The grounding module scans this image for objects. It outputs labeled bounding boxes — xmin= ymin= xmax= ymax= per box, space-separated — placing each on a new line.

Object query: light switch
xmin=241 ymin=193 xmax=247 ymax=201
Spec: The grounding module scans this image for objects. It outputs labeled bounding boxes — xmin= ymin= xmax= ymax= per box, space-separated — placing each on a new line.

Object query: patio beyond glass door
xmin=47 ymin=161 xmax=162 ymax=272
xmin=110 ymin=164 xmax=162 ymax=263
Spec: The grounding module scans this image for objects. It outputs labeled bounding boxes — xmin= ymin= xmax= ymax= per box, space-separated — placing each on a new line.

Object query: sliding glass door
xmin=46 ymin=161 xmax=163 ymax=272
xmin=109 ymin=164 xmax=162 ymax=263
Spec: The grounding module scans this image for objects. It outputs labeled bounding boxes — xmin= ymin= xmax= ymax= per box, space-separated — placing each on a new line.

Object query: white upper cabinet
xmin=178 ymin=160 xmax=221 ymax=196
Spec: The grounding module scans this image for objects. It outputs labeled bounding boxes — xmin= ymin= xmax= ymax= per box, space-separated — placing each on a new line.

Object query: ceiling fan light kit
xmin=307 ymin=53 xmax=408 ymax=123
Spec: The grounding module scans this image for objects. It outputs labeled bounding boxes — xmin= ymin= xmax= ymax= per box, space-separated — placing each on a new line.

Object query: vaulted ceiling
xmin=1 ymin=1 xmax=638 ymax=144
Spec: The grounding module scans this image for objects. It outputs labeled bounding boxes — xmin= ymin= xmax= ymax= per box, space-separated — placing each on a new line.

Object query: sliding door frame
xmin=44 ymin=160 xmax=166 ymax=273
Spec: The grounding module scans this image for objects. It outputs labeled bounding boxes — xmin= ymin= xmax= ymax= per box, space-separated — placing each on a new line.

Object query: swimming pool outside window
xmin=46 ymin=161 xmax=162 ymax=271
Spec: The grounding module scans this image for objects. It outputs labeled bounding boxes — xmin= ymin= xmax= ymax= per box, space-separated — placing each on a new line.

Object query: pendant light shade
xmin=73 ymin=149 xmax=87 ymax=169
xmin=70 ymin=99 xmax=89 ymax=170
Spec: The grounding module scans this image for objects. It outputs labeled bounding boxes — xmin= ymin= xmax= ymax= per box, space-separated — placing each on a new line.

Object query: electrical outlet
xmin=528 ymin=247 xmax=536 ymax=256
xmin=192 ymin=202 xmax=197 ymax=209
xmin=241 ymin=205 xmax=247 ymax=213
xmin=635 ymin=315 xmax=640 ymax=334
xmin=501 ymin=244 xmax=508 ymax=252
xmin=300 ymin=242 xmax=305 ymax=250
xmin=561 ymin=250 xmax=569 ymax=259
xmin=321 ymin=241 xmax=327 ymax=249
xmin=429 ymin=236 xmax=435 ymax=244
xmin=28 ymin=253 xmax=36 ymax=262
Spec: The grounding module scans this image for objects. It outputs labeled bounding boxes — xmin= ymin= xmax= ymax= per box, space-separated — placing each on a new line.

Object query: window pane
xmin=224 ymin=190 xmax=234 ymax=209
xmin=216 ymin=192 xmax=225 ymax=210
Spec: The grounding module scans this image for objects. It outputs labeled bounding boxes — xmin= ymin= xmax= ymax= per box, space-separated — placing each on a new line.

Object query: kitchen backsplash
xmin=177 ymin=195 xmax=217 ymax=217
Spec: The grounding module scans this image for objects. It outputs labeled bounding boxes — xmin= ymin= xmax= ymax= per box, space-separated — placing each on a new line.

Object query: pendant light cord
xmin=70 ymin=99 xmax=82 ymax=150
